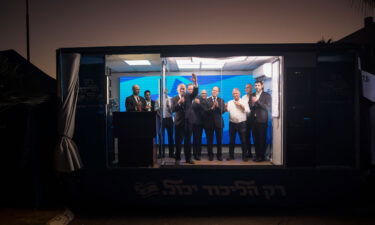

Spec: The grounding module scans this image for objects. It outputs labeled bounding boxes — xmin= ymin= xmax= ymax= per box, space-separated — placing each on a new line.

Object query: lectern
xmin=113 ymin=112 xmax=157 ymax=167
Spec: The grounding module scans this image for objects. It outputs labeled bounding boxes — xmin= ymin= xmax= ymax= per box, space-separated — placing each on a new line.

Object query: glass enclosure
xmin=105 ymin=54 xmax=283 ymax=168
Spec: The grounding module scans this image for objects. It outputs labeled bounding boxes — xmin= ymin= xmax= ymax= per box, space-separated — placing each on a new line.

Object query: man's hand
xmin=211 ymin=100 xmax=218 ymax=109
xmin=191 ymin=73 xmax=197 ymax=84
xmin=194 ymin=98 xmax=200 ymax=104
xmin=178 ymin=96 xmax=185 ymax=104
xmin=251 ymin=96 xmax=257 ymax=103
xmin=234 ymin=100 xmax=245 ymax=111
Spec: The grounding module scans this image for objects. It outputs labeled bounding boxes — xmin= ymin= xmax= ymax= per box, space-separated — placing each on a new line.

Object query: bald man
xmin=171 ymin=73 xmax=198 ymax=165
xmin=125 ymin=84 xmax=146 ymax=112
xmin=191 ymin=89 xmax=210 ymax=160
xmin=206 ymin=86 xmax=225 ymax=161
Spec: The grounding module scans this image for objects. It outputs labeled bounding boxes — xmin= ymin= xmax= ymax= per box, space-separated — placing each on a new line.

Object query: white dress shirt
xmin=241 ymin=94 xmax=252 ymax=116
xmin=227 ymin=98 xmax=250 ymax=123
xmin=255 ymin=91 xmax=262 ymax=101
xmin=145 ymin=100 xmax=152 ymax=111
xmin=155 ymin=96 xmax=172 ymax=118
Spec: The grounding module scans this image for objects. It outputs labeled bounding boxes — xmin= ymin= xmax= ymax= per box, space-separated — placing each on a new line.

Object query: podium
xmin=113 ymin=112 xmax=157 ymax=167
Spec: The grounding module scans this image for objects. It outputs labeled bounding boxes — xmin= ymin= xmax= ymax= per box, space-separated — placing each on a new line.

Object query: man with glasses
xmin=242 ymin=84 xmax=254 ymax=159
xmin=171 ymin=73 xmax=198 ymax=165
xmin=206 ymin=86 xmax=225 ymax=161
xmin=191 ymin=89 xmax=210 ymax=160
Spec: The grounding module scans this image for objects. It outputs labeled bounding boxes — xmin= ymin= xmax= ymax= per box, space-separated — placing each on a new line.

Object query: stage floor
xmin=156 ymin=146 xmax=273 ymax=167
xmin=157 ymin=156 xmax=272 ymax=167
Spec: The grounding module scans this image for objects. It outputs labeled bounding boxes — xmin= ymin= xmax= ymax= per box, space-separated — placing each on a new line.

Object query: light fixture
xmin=254 ymin=56 xmax=272 ymax=61
xmin=192 ymin=56 xmax=247 ymax=64
xmin=176 ymin=59 xmax=200 ymax=69
xmin=201 ymin=64 xmax=224 ymax=69
xmin=124 ymin=60 xmax=151 ymax=65
xmin=221 ymin=56 xmax=247 ymax=63
xmin=178 ymin=64 xmax=200 ymax=69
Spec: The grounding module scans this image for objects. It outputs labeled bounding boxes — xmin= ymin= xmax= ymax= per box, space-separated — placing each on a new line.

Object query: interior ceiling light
xmin=124 ymin=60 xmax=151 ymax=65
xmin=176 ymin=59 xmax=200 ymax=69
xmin=254 ymin=56 xmax=272 ymax=61
xmin=201 ymin=64 xmax=224 ymax=69
xmin=192 ymin=56 xmax=247 ymax=64
xmin=221 ymin=56 xmax=247 ymax=63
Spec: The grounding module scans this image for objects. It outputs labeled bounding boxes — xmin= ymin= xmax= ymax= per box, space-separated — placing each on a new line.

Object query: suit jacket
xmin=191 ymin=96 xmax=210 ymax=125
xmin=207 ymin=96 xmax=225 ymax=128
xmin=250 ymin=91 xmax=271 ymax=123
xmin=171 ymin=86 xmax=198 ymax=126
xmin=125 ymin=95 xmax=146 ymax=112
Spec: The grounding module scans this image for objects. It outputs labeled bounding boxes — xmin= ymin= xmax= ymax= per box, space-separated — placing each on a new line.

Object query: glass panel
xmin=105 ymin=54 xmax=162 ymax=167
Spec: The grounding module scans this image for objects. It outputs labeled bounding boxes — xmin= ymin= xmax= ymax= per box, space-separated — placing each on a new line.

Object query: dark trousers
xmin=229 ymin=121 xmax=247 ymax=158
xmin=175 ymin=122 xmax=193 ymax=161
xmin=193 ymin=124 xmax=210 ymax=158
xmin=207 ymin=126 xmax=223 ymax=158
xmin=158 ymin=117 xmax=174 ymax=157
xmin=193 ymin=124 xmax=202 ymax=158
xmin=253 ymin=122 xmax=268 ymax=159
xmin=245 ymin=117 xmax=253 ymax=157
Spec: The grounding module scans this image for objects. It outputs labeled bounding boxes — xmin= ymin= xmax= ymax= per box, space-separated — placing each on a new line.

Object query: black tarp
xmin=0 ymin=50 xmax=58 ymax=207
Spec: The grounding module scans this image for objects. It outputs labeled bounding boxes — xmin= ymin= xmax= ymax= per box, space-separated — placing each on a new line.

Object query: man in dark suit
xmin=144 ymin=90 xmax=155 ymax=112
xmin=206 ymin=86 xmax=225 ymax=161
xmin=251 ymin=81 xmax=272 ymax=162
xmin=191 ymin=89 xmax=210 ymax=160
xmin=242 ymin=84 xmax=254 ymax=159
xmin=125 ymin=84 xmax=146 ymax=112
xmin=171 ymin=73 xmax=198 ymax=165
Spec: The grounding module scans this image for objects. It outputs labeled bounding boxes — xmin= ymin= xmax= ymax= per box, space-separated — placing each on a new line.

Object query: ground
xmin=1 ymin=208 xmax=375 ymax=225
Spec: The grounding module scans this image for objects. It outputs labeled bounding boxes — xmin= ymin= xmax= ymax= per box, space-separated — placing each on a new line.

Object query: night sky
xmin=0 ymin=0 xmax=374 ymax=78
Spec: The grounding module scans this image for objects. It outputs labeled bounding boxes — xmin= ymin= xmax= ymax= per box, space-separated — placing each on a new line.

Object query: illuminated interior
xmin=105 ymin=54 xmax=283 ymax=167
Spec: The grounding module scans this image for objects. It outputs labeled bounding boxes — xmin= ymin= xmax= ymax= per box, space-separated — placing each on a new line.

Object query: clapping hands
xmin=178 ymin=96 xmax=185 ymax=104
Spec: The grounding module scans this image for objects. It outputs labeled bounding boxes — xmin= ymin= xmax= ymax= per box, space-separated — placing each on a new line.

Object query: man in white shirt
xmin=226 ymin=88 xmax=250 ymax=161
xmin=155 ymin=89 xmax=174 ymax=158
xmin=241 ymin=84 xmax=254 ymax=159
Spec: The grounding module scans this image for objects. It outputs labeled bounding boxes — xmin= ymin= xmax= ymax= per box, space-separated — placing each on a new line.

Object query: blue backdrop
xmin=119 ymin=75 xmax=263 ymax=144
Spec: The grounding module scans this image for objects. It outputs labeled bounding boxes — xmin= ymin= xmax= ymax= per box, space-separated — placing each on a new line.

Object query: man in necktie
xmin=125 ymin=84 xmax=146 ymax=112
xmin=206 ymin=86 xmax=225 ymax=161
xmin=191 ymin=89 xmax=210 ymax=160
xmin=171 ymin=73 xmax=198 ymax=165
xmin=242 ymin=84 xmax=254 ymax=159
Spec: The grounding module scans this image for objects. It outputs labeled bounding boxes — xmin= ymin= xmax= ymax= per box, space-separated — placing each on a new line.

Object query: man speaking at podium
xmin=125 ymin=84 xmax=146 ymax=112
xmin=171 ymin=73 xmax=198 ymax=165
